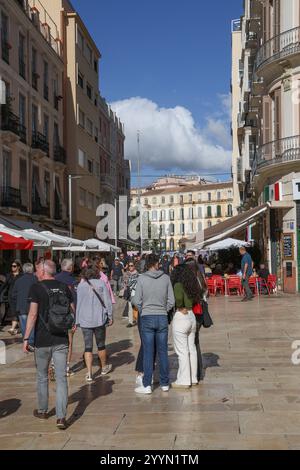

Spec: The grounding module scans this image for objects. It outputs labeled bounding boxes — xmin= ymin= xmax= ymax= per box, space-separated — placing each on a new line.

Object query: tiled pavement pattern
xmin=1 ymin=295 xmax=300 ymax=450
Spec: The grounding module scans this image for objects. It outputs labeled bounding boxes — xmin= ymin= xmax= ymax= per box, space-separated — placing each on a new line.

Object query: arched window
xmin=227 ymin=204 xmax=233 ymax=217
xmin=169 ymin=209 xmax=175 ymax=221
xmin=217 ymin=205 xmax=222 ymax=217
xmin=207 ymin=206 xmax=212 ymax=218
xmin=169 ymin=223 xmax=175 ymax=236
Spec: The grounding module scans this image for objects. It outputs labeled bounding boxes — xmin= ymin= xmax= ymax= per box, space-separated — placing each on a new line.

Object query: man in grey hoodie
xmin=132 ymin=254 xmax=175 ymax=394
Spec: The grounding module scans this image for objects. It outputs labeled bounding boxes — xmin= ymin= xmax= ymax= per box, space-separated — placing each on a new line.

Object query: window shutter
xmin=263 ymin=96 xmax=272 ymax=144
xmin=274 ymin=88 xmax=281 ymax=142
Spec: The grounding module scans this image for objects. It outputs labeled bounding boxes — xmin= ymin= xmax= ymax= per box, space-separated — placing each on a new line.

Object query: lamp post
xmin=68 ymin=174 xmax=83 ymax=238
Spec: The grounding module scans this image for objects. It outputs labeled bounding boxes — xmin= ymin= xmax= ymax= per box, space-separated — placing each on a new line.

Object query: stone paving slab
xmin=1 ymin=295 xmax=300 ymax=450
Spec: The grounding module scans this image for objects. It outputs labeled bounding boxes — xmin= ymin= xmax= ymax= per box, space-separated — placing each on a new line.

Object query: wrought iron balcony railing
xmin=255 ymin=135 xmax=300 ymax=172
xmin=32 ymin=131 xmax=49 ymax=155
xmin=54 ymin=146 xmax=66 ymax=164
xmin=255 ymin=26 xmax=300 ymax=72
xmin=1 ymin=110 xmax=27 ymax=143
xmin=0 ymin=186 xmax=24 ymax=210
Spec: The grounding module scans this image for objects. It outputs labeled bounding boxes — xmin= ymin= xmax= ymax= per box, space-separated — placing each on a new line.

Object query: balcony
xmin=1 ymin=110 xmax=27 ymax=144
xmin=0 ymin=186 xmax=27 ymax=212
xmin=32 ymin=199 xmax=50 ymax=217
xmin=32 ymin=131 xmax=49 ymax=155
xmin=100 ymin=175 xmax=114 ymax=192
xmin=54 ymin=146 xmax=66 ymax=164
xmin=255 ymin=27 xmax=300 ymax=83
xmin=253 ymin=135 xmax=300 ymax=187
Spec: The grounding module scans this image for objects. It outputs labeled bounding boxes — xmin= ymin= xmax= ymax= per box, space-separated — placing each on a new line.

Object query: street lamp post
xmin=68 ymin=174 xmax=83 ymax=238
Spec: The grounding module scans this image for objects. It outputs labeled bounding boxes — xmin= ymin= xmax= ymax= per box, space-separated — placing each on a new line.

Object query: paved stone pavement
xmin=1 ymin=294 xmax=300 ymax=450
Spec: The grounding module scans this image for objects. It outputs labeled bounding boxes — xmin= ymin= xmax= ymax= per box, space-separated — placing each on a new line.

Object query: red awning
xmin=0 ymin=231 xmax=34 ymax=250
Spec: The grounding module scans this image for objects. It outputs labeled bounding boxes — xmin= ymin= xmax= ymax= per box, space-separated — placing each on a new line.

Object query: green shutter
xmin=264 ymin=186 xmax=270 ymax=203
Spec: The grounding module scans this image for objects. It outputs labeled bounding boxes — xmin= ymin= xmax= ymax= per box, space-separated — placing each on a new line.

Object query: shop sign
xmin=293 ymin=180 xmax=300 ymax=200
xmin=283 ymin=233 xmax=294 ymax=260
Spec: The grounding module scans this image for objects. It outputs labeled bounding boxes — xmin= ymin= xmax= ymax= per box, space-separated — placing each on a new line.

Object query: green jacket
xmin=174 ymin=282 xmax=193 ymax=310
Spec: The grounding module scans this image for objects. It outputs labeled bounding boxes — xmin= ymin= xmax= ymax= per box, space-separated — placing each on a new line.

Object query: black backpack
xmin=40 ymin=282 xmax=74 ymax=336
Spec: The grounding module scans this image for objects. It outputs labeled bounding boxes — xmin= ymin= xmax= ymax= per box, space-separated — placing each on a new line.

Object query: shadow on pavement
xmin=0 ymin=399 xmax=22 ymax=419
xmin=203 ymin=353 xmax=220 ymax=369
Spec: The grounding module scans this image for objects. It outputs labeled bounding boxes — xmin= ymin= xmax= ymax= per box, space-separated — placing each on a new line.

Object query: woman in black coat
xmin=0 ymin=260 xmax=23 ymax=334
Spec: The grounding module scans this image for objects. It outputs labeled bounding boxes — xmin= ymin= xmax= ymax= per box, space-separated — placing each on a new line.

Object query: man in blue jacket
xmin=239 ymin=247 xmax=254 ymax=301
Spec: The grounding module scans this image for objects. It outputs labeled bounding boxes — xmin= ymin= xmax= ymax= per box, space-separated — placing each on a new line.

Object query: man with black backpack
xmin=23 ymin=260 xmax=75 ymax=430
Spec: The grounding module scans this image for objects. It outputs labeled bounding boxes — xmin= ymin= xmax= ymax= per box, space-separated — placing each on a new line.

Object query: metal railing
xmin=54 ymin=146 xmax=66 ymax=164
xmin=0 ymin=186 xmax=23 ymax=210
xmin=256 ymin=135 xmax=300 ymax=171
xmin=32 ymin=131 xmax=49 ymax=154
xmin=1 ymin=110 xmax=27 ymax=143
xmin=256 ymin=26 xmax=300 ymax=71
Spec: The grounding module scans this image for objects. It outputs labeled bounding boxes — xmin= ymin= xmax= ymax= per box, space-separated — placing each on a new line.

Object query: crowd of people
xmin=0 ymin=245 xmax=266 ymax=429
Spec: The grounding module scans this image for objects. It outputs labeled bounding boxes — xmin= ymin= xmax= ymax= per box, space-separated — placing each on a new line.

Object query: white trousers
xmin=172 ymin=311 xmax=197 ymax=386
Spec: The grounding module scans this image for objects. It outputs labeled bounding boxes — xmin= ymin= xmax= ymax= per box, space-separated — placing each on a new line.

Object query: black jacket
xmin=11 ymin=273 xmax=37 ymax=315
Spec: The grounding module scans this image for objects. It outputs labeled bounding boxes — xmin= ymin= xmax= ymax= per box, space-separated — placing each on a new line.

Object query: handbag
xmin=201 ymin=300 xmax=213 ymax=329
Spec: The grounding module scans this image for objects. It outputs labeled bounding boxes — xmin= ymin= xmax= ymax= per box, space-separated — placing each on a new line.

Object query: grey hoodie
xmin=132 ymin=270 xmax=175 ymax=317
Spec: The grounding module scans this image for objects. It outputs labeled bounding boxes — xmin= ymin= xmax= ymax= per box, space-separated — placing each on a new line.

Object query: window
xmin=19 ymin=94 xmax=26 ymax=127
xmin=86 ymin=83 xmax=92 ymax=99
xmin=79 ymin=188 xmax=86 ymax=206
xmin=2 ymin=149 xmax=12 ymax=188
xmin=169 ymin=209 xmax=175 ymax=221
xmin=169 ymin=238 xmax=175 ymax=251
xmin=197 ymin=207 xmax=202 ymax=219
xmin=54 ymin=122 xmax=60 ymax=147
xmin=180 ymin=195 xmax=184 ymax=204
xmin=94 ymin=127 xmax=98 ymax=142
xmin=180 ymin=208 xmax=184 ymax=220
xmin=95 ymin=162 xmax=100 ymax=177
xmin=43 ymin=114 xmax=49 ymax=141
xmin=217 ymin=205 xmax=222 ymax=217
xmin=228 ymin=189 xmax=233 ymax=199
xmin=79 ymin=109 xmax=85 ymax=128
xmin=43 ymin=61 xmax=49 ymax=100
xmin=87 ymin=118 xmax=93 ymax=136
xmin=160 ymin=210 xmax=166 ymax=221
xmin=77 ymin=28 xmax=84 ymax=50
xmin=208 ymin=192 xmax=212 ymax=202
xmin=78 ymin=71 xmax=84 ymax=88
xmin=161 ymin=196 xmax=165 ymax=204
xmin=19 ymin=33 xmax=26 ymax=79
xmin=227 ymin=204 xmax=233 ymax=217
xmin=189 ymin=194 xmax=193 ymax=203
xmin=1 ymin=12 xmax=9 ymax=63
xmin=44 ymin=171 xmax=50 ymax=207
xmin=188 ymin=222 xmax=193 ymax=234
xmin=53 ymin=74 xmax=59 ymax=110
xmin=87 ymin=159 xmax=93 ymax=173
xmin=170 ymin=196 xmax=174 ymax=204
xmin=78 ymin=148 xmax=86 ymax=167
xmin=152 ymin=210 xmax=157 ymax=222
xmin=85 ymin=44 xmax=92 ymax=64
xmin=160 ymin=225 xmax=166 ymax=237
xmin=180 ymin=223 xmax=185 ymax=235
xmin=87 ymin=192 xmax=93 ymax=210
xmin=217 ymin=191 xmax=221 ymax=201
xmin=94 ymin=60 xmax=98 ymax=73
xmin=144 ymin=198 xmax=148 ymax=206
xmin=32 ymin=47 xmax=38 ymax=90
xmin=188 ymin=207 xmax=193 ymax=219
xmin=32 ymin=104 xmax=38 ymax=134
xmin=198 ymin=193 xmax=202 ymax=202
xmin=152 ymin=197 xmax=157 ymax=205
xmin=19 ymin=159 xmax=28 ymax=209
xmin=169 ymin=223 xmax=175 ymax=236
xmin=207 ymin=206 xmax=212 ymax=218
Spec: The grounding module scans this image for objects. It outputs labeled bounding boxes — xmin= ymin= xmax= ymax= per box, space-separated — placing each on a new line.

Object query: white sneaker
xmin=161 ymin=386 xmax=169 ymax=392
xmin=134 ymin=385 xmax=152 ymax=395
xmin=85 ymin=374 xmax=93 ymax=383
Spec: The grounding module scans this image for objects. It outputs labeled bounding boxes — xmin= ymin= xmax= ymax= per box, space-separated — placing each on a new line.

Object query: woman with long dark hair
xmin=170 ymin=264 xmax=202 ymax=388
xmin=185 ymin=259 xmax=207 ymax=381
xmin=0 ymin=259 xmax=23 ymax=335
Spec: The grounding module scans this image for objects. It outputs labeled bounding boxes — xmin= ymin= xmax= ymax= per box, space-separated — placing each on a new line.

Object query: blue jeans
xmin=19 ymin=314 xmax=34 ymax=346
xmin=35 ymin=344 xmax=68 ymax=419
xmin=141 ymin=315 xmax=169 ymax=388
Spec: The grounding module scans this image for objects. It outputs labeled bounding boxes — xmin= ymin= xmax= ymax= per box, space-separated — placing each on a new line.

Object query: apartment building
xmin=235 ymin=0 xmax=300 ymax=293
xmin=131 ymin=180 xmax=234 ymax=252
xmin=42 ymin=0 xmax=129 ymax=240
xmin=0 ymin=0 xmax=67 ymax=231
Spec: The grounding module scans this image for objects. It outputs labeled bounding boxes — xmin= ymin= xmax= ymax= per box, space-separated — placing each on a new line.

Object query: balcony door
xmin=19 ymin=94 xmax=26 ymax=127
xmin=19 ymin=158 xmax=28 ymax=210
xmin=2 ymin=150 xmax=11 ymax=191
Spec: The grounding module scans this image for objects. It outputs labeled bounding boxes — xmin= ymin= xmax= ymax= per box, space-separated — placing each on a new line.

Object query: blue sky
xmin=72 ymin=0 xmax=243 ymax=184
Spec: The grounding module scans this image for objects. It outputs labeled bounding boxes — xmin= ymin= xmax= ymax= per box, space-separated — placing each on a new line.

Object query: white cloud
xmin=110 ymin=96 xmax=231 ymax=174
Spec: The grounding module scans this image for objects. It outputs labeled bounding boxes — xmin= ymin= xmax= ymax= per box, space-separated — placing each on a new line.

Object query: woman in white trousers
xmin=171 ymin=265 xmax=203 ymax=389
